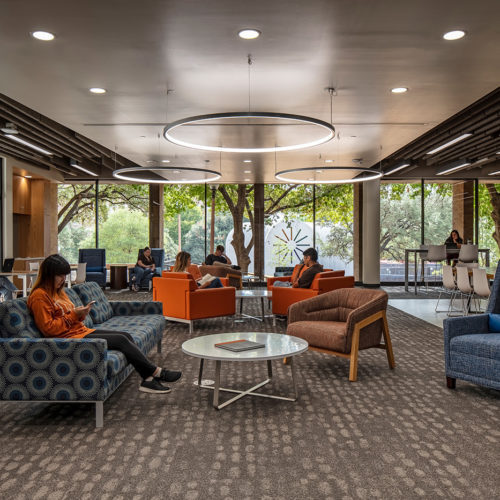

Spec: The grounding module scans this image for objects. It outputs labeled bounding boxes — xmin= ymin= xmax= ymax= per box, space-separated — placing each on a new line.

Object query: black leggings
xmin=86 ymin=330 xmax=156 ymax=380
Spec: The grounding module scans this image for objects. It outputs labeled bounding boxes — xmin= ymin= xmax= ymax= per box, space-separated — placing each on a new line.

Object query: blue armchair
xmin=128 ymin=248 xmax=165 ymax=289
xmin=79 ymin=249 xmax=106 ymax=287
xmin=443 ymin=261 xmax=500 ymax=391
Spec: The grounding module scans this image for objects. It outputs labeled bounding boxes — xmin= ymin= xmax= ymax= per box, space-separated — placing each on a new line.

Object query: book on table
xmin=214 ymin=339 xmax=265 ymax=352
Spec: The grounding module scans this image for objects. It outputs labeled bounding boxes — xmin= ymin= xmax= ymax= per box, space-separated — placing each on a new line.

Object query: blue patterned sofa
xmin=443 ymin=262 xmax=500 ymax=391
xmin=0 ymin=282 xmax=165 ymax=427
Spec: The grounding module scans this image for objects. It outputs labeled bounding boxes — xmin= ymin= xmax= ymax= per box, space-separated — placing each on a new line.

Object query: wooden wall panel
xmin=12 ymin=175 xmax=31 ymax=214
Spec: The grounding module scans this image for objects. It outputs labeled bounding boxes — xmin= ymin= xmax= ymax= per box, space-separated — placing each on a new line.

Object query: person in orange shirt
xmin=28 ymin=254 xmax=181 ymax=394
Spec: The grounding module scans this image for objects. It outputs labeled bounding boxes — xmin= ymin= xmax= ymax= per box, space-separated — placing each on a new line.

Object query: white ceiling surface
xmin=1 ymin=0 xmax=499 ymax=183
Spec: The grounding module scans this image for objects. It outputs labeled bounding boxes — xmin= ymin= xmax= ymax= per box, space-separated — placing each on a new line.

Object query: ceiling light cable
xmin=248 ymin=54 xmax=253 ymax=112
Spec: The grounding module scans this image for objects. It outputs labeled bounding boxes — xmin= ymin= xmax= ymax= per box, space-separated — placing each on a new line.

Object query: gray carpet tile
xmin=1 ymin=303 xmax=499 ymax=499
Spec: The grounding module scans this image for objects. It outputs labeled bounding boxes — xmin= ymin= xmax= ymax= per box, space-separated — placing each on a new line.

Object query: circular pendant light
xmin=163 ymin=112 xmax=335 ymax=153
xmin=112 ymin=166 xmax=221 ymax=184
xmin=275 ymin=166 xmax=383 ymax=184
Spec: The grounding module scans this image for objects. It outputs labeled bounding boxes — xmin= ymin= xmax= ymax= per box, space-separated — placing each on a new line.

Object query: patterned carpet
xmin=1 ymin=299 xmax=500 ymax=499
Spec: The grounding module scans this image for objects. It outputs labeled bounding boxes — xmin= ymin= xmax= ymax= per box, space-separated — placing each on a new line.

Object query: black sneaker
xmin=139 ymin=378 xmax=171 ymax=394
xmin=156 ymin=369 xmax=182 ymax=384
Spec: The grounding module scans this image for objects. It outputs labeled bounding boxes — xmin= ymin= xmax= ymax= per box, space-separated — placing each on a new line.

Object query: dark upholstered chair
xmin=286 ymin=288 xmax=395 ymax=381
xmin=79 ymin=249 xmax=106 ymax=287
xmin=128 ymin=248 xmax=165 ymax=289
xmin=443 ymin=261 xmax=500 ymax=391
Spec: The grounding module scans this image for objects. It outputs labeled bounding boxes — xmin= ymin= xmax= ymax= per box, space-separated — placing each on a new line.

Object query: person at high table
xmin=28 ymin=254 xmax=181 ymax=394
xmin=444 ymin=229 xmax=463 ymax=265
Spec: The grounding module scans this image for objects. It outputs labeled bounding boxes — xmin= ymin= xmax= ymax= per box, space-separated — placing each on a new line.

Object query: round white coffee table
xmin=182 ymin=332 xmax=308 ymax=409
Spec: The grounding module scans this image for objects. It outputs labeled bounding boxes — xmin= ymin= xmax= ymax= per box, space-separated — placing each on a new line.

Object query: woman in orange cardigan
xmin=28 ymin=254 xmax=181 ymax=394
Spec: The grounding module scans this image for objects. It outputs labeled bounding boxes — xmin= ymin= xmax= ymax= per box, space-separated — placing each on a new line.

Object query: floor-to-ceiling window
xmin=316 ymin=184 xmax=354 ymax=274
xmin=380 ymin=182 xmax=422 ymax=282
xmin=423 ymin=182 xmax=453 ymax=245
xmin=479 ymin=183 xmax=500 ymax=264
xmin=57 ymin=183 xmax=96 ymax=262
xmin=96 ymin=183 xmax=149 ymax=263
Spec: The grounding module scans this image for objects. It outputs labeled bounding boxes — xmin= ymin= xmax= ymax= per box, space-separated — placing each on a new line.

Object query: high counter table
xmin=404 ymin=248 xmax=490 ymax=294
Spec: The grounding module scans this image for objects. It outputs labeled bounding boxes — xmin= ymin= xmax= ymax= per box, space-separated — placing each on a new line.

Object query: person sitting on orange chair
xmin=172 ymin=251 xmax=223 ymax=289
xmin=273 ymin=248 xmax=323 ymax=288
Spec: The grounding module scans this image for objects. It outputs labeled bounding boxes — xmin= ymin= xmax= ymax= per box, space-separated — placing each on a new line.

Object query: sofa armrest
xmin=443 ymin=314 xmax=490 ymax=344
xmin=0 ymin=337 xmax=108 ymax=401
xmin=110 ymin=301 xmax=163 ymax=316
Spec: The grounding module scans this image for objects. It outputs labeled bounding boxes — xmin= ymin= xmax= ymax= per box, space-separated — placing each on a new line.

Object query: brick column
xmin=149 ymin=184 xmax=164 ymax=248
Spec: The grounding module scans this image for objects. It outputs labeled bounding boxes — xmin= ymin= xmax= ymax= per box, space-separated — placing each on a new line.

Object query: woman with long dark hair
xmin=172 ymin=251 xmax=223 ymax=288
xmin=28 ymin=254 xmax=181 ymax=394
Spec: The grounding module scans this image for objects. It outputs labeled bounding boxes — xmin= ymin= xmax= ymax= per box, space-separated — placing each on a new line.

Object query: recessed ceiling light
xmin=244 ymin=178 xmax=251 ymax=182
xmin=238 ymin=29 xmax=261 ymax=40
xmin=443 ymin=30 xmax=466 ymax=41
xmin=244 ymin=170 xmax=252 ymax=174
xmin=89 ymin=87 xmax=106 ymax=94
xmin=25 ymin=175 xmax=32 ymax=178
xmin=162 ymin=160 xmax=170 ymax=163
xmin=325 ymin=159 xmax=333 ymax=163
xmin=173 ymin=170 xmax=181 ymax=174
xmin=243 ymin=159 xmax=252 ymax=163
xmin=146 ymin=160 xmax=155 ymax=164
xmin=32 ymin=31 xmax=55 ymax=41
xmin=391 ymin=87 xmax=408 ymax=94
xmin=316 ymin=170 xmax=323 ymax=173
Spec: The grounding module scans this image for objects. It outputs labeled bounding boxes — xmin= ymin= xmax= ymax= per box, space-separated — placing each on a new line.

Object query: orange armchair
xmin=271 ymin=270 xmax=355 ymax=316
xmin=153 ymin=273 xmax=235 ymax=333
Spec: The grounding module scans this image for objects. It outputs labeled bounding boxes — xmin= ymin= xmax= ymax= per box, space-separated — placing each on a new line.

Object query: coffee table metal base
xmin=196 ymin=358 xmax=298 ymax=410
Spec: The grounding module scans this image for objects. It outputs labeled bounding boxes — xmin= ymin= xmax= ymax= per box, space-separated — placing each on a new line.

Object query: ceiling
xmin=0 ymin=0 xmax=499 ymax=184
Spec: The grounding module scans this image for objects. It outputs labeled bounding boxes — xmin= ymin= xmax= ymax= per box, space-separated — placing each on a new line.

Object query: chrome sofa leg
xmin=95 ymin=401 xmax=104 ymax=428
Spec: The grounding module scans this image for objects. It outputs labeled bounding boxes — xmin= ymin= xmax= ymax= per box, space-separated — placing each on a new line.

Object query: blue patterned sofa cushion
xmin=65 ymin=288 xmax=94 ymax=328
xmin=0 ymin=298 xmax=42 ymax=339
xmin=73 ymin=282 xmax=113 ymax=324
xmin=450 ymin=333 xmax=500 ymax=361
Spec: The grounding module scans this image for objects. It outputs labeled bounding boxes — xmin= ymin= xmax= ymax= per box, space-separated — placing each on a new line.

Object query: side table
xmin=110 ymin=265 xmax=128 ymax=290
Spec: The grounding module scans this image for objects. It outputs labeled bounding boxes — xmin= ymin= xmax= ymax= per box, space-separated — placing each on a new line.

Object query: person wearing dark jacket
xmin=274 ymin=248 xmax=323 ymax=288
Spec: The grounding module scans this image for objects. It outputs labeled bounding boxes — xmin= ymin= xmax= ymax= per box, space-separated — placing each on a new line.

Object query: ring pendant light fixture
xmin=163 ymin=56 xmax=335 ymax=154
xmin=275 ymin=166 xmax=383 ymax=184
xmin=112 ymin=166 xmax=221 ymax=184
xmin=163 ymin=111 xmax=335 ymax=153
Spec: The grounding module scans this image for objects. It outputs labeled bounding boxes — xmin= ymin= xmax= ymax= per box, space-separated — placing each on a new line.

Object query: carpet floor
xmin=1 ymin=303 xmax=499 ymax=499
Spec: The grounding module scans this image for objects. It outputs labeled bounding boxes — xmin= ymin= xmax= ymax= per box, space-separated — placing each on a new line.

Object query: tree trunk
xmin=219 ymin=185 xmax=252 ymax=273
xmin=486 ymin=184 xmax=500 ymax=250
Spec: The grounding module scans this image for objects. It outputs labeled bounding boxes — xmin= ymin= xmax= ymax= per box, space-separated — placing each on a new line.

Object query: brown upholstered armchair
xmin=286 ymin=288 xmax=395 ymax=381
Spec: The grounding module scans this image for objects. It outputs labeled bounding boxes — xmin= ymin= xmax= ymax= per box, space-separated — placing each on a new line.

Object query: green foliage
xmin=80 ymin=208 xmax=149 ymax=263
xmin=58 ymin=223 xmax=94 ymax=263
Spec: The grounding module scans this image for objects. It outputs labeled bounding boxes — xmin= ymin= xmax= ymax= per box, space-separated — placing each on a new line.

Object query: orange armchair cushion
xmin=152 ymin=276 xmax=235 ymax=320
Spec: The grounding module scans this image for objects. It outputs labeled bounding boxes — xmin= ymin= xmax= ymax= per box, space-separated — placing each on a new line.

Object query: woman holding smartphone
xmin=27 ymin=254 xmax=181 ymax=394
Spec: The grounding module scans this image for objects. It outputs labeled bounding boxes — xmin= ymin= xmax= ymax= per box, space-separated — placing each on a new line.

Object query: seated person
xmin=28 ymin=254 xmax=181 ymax=394
xmin=205 ymin=245 xmax=241 ymax=270
xmin=132 ymin=246 xmax=156 ymax=291
xmin=273 ymin=248 xmax=323 ymax=288
xmin=173 ymin=251 xmax=223 ymax=289
xmin=444 ymin=229 xmax=463 ymax=265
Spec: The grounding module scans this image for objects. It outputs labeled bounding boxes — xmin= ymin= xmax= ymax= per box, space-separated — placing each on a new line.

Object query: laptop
xmin=2 ymin=258 xmax=14 ymax=272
